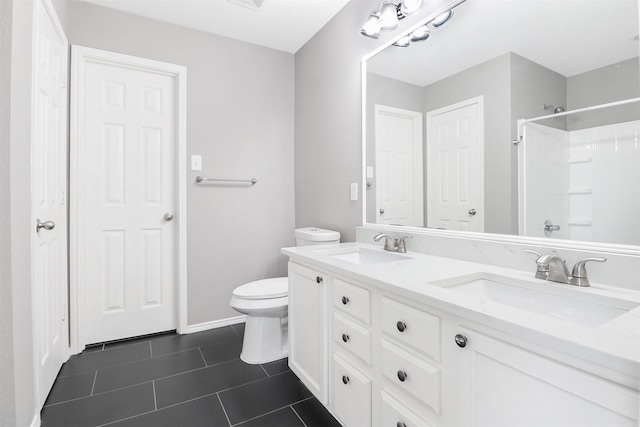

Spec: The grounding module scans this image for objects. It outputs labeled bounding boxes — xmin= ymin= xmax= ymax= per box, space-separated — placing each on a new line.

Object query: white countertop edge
xmin=282 ymin=242 xmax=640 ymax=380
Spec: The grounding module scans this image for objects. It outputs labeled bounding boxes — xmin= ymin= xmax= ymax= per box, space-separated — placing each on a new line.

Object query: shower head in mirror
xmin=544 ymin=104 xmax=565 ymax=114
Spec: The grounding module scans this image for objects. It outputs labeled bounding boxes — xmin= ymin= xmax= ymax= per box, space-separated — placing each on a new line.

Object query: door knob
xmin=36 ymin=219 xmax=55 ymax=232
xmin=468 ymin=209 xmax=477 ymax=216
xmin=379 ymin=208 xmax=385 ymax=215
xmin=164 ymin=212 xmax=174 ymax=221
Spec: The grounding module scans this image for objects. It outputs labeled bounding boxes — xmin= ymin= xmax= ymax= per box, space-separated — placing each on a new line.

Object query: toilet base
xmin=240 ymin=315 xmax=289 ymax=364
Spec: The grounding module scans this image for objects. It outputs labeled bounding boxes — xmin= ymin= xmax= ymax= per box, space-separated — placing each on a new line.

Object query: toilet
xmin=230 ymin=227 xmax=340 ymax=364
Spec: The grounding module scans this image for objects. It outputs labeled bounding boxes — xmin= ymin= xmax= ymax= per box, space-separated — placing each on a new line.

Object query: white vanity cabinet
xmin=377 ymin=295 xmax=446 ymax=426
xmin=288 ymin=261 xmax=329 ymax=403
xmin=330 ymin=277 xmax=373 ymax=427
xmin=286 ymin=256 xmax=639 ymax=427
xmin=453 ymin=327 xmax=640 ymax=427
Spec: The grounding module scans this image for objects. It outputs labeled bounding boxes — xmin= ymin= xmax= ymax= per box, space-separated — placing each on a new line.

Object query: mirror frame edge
xmin=359 ymin=0 xmax=640 ymax=258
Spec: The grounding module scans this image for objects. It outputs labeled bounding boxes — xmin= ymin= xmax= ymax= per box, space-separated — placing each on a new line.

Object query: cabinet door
xmin=333 ymin=354 xmax=372 ymax=427
xmin=456 ymin=328 xmax=639 ymax=427
xmin=288 ymin=262 xmax=328 ymax=403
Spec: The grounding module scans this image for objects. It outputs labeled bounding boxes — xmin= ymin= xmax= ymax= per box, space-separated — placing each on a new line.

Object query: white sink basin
xmin=316 ymin=246 xmax=412 ymax=266
xmin=431 ymin=273 xmax=638 ymax=328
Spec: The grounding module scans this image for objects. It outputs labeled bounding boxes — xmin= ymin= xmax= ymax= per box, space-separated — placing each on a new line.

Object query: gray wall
xmin=567 ymin=57 xmax=640 ymax=130
xmin=422 ymin=54 xmax=513 ymax=234
xmin=364 ymin=53 xmax=568 ymax=235
xmin=294 ymin=0 xmax=442 ymax=242
xmin=365 ymin=73 xmax=423 ymax=224
xmin=67 ymin=1 xmax=296 ymax=325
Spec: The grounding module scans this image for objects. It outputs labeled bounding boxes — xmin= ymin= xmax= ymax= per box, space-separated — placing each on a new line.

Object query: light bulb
xmin=378 ymin=1 xmax=399 ymax=30
xmin=393 ymin=35 xmax=411 ymax=47
xmin=410 ymin=25 xmax=430 ymax=42
xmin=360 ymin=11 xmax=381 ymax=38
xmin=400 ymin=0 xmax=423 ymax=16
xmin=431 ymin=9 xmax=453 ymax=28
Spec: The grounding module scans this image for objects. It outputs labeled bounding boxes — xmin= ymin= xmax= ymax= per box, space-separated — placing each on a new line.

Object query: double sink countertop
xmin=282 ymin=242 xmax=640 ymax=380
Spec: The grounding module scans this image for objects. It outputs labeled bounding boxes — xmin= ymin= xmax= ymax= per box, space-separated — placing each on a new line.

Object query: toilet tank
xmin=294 ymin=227 xmax=340 ymax=246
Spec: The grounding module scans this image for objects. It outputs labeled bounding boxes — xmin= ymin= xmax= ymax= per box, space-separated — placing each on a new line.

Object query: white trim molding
xmin=186 ymin=316 xmax=247 ymax=334
xmin=69 ymin=45 xmax=188 ymax=354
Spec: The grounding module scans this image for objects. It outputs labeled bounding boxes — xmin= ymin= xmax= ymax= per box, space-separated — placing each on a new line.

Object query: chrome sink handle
xmin=523 ymin=249 xmax=548 ymax=280
xmin=569 ymin=257 xmax=607 ymax=287
xmin=396 ymin=235 xmax=412 ymax=253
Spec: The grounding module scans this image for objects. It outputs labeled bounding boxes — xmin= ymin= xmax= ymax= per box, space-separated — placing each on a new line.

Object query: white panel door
xmin=32 ymin=0 xmax=69 ymax=407
xmin=427 ymin=98 xmax=483 ymax=232
xmin=76 ymin=52 xmax=178 ymax=344
xmin=375 ymin=105 xmax=423 ymax=226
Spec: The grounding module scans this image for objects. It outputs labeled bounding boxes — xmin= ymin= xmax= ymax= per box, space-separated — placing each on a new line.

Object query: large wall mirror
xmin=363 ymin=0 xmax=640 ymax=249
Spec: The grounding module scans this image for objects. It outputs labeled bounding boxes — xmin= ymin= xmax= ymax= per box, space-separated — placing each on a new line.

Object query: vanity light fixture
xmin=378 ymin=0 xmax=401 ymax=30
xmin=392 ymin=35 xmax=411 ymax=47
xmin=400 ymin=0 xmax=423 ymax=16
xmin=360 ymin=0 xmax=419 ymax=39
xmin=430 ymin=9 xmax=454 ymax=27
xmin=409 ymin=25 xmax=430 ymax=42
xmin=361 ymin=9 xmax=382 ymax=39
xmin=360 ymin=0 xmax=460 ymax=48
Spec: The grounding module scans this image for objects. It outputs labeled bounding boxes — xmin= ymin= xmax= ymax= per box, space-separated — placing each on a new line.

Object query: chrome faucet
xmin=374 ymin=233 xmax=412 ymax=253
xmin=525 ymin=250 xmax=606 ymax=287
xmin=536 ymin=252 xmax=572 ymax=284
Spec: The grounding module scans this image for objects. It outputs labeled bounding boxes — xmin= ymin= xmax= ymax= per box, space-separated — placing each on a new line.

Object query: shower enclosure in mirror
xmin=363 ymin=0 xmax=640 ymax=247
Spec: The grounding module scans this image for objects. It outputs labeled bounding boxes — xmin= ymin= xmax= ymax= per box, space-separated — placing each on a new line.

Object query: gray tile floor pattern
xmin=41 ymin=324 xmax=341 ymax=427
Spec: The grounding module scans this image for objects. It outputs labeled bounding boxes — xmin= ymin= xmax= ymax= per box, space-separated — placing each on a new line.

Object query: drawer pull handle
xmin=342 ymin=333 xmax=350 ymax=343
xmin=342 ymin=375 xmax=350 ymax=384
xmin=397 ymin=423 xmax=407 ymax=427
xmin=455 ymin=334 xmax=468 ymax=348
xmin=396 ymin=321 xmax=407 ymax=332
xmin=316 ymin=276 xmax=323 ymax=284
xmin=397 ymin=370 xmax=408 ymax=382
xmin=341 ymin=296 xmax=349 ymax=305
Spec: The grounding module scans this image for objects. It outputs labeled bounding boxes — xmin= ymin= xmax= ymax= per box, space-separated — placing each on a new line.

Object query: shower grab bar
xmin=514 ymin=97 xmax=640 ymax=144
xmin=195 ymin=176 xmax=257 ymax=185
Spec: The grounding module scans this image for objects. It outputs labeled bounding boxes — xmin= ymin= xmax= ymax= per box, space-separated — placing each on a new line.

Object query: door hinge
xmin=62 ymin=303 xmax=67 ymax=322
xmin=61 ymin=73 xmax=67 ymax=89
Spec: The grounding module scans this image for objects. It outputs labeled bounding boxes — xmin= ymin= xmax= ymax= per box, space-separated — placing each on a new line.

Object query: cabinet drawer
xmin=333 ymin=312 xmax=372 ymax=365
xmin=332 ymin=353 xmax=372 ymax=427
xmin=333 ymin=278 xmax=371 ymax=325
xmin=381 ymin=296 xmax=440 ymax=361
xmin=381 ymin=391 xmax=434 ymax=427
xmin=381 ymin=339 xmax=440 ymax=414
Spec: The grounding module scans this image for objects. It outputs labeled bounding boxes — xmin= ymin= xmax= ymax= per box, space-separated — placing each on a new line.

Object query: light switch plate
xmin=351 ymin=183 xmax=358 ymax=201
xmin=367 ymin=166 xmax=374 ymax=179
xmin=191 ymin=155 xmax=202 ymax=171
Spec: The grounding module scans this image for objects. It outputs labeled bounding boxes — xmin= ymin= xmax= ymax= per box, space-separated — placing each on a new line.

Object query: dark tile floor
xmin=41 ymin=324 xmax=341 ymax=427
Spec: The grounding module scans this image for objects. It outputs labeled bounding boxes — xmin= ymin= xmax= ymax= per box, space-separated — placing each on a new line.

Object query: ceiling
xmin=368 ymin=0 xmax=640 ymax=87
xmin=79 ymin=0 xmax=352 ymax=53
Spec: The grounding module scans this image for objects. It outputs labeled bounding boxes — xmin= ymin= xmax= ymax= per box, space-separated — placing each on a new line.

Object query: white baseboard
xmin=186 ymin=315 xmax=247 ymax=334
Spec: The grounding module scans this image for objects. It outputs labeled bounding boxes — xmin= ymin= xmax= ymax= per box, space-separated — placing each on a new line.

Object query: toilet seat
xmin=232 ymin=277 xmax=288 ymax=300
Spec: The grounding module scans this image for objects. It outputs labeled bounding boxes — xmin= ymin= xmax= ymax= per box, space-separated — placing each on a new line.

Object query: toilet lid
xmin=233 ymin=277 xmax=288 ymax=300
